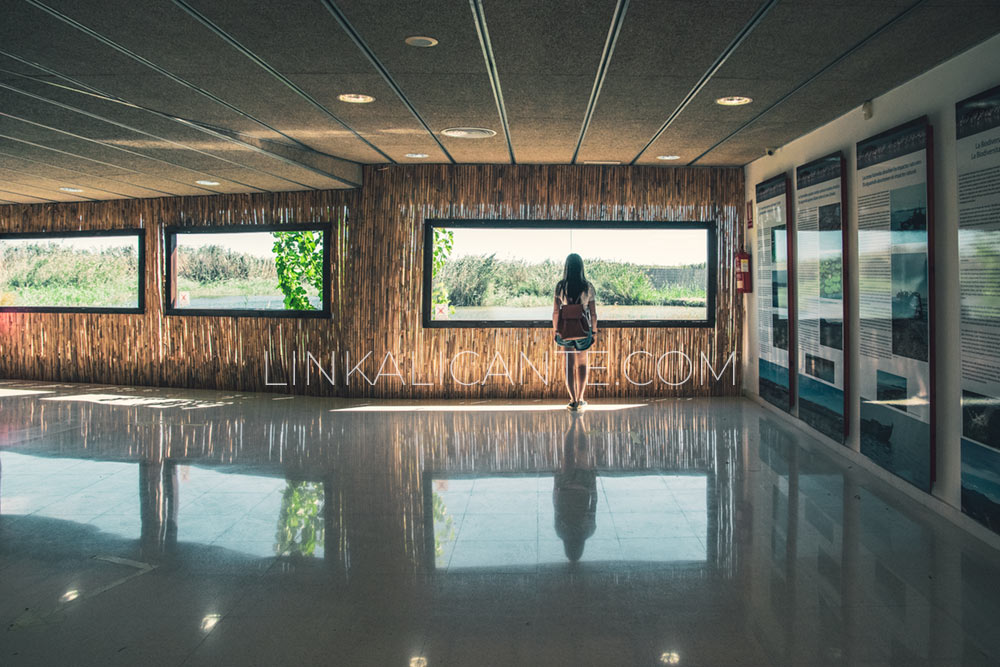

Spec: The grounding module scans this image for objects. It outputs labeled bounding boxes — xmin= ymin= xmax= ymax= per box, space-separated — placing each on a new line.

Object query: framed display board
xmin=956 ymin=84 xmax=1000 ymax=533
xmin=756 ymin=174 xmax=795 ymax=411
xmin=855 ymin=117 xmax=935 ymax=491
xmin=795 ymin=153 xmax=848 ymax=442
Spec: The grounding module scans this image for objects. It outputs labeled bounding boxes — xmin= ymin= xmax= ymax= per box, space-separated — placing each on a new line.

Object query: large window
xmin=423 ymin=220 xmax=715 ymax=327
xmin=0 ymin=230 xmax=144 ymax=313
xmin=164 ymin=224 xmax=330 ymax=317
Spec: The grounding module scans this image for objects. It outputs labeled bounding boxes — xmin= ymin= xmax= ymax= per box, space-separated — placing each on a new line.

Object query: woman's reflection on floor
xmin=553 ymin=414 xmax=598 ymax=561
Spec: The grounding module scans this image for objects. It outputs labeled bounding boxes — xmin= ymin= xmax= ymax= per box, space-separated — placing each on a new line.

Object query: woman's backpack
xmin=556 ymin=288 xmax=591 ymax=341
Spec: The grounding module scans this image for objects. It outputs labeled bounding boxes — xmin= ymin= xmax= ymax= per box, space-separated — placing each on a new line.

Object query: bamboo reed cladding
xmin=0 ymin=165 xmax=744 ymax=398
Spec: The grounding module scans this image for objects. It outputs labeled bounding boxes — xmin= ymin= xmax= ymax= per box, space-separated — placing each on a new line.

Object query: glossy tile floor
xmin=2 ymin=381 xmax=1000 ymax=666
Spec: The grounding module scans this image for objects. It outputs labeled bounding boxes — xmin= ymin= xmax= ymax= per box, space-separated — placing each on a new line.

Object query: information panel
xmin=957 ymin=84 xmax=1000 ymax=533
xmin=795 ymin=154 xmax=848 ymax=442
xmin=756 ymin=174 xmax=794 ymax=411
xmin=856 ymin=118 xmax=934 ymax=491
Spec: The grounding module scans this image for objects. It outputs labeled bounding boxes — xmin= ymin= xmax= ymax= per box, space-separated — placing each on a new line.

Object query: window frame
xmin=422 ymin=219 xmax=717 ymax=329
xmin=0 ymin=228 xmax=146 ymax=314
xmin=164 ymin=223 xmax=332 ymax=319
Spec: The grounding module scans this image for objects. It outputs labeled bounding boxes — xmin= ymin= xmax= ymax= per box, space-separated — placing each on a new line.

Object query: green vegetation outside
xmin=436 ymin=255 xmax=707 ymax=309
xmin=0 ymin=243 xmax=139 ymax=308
xmin=0 ymin=230 xmax=325 ymax=309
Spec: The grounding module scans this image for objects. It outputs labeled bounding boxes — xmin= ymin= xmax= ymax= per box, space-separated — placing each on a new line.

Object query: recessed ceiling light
xmin=338 ymin=93 xmax=375 ymax=104
xmin=405 ymin=153 xmax=429 ymax=158
xmin=59 ymin=186 xmax=83 ymax=192
xmin=200 ymin=614 xmax=221 ymax=633
xmin=405 ymin=36 xmax=438 ymax=48
xmin=196 ymin=180 xmax=220 ymax=186
xmin=716 ymin=95 xmax=753 ymax=106
xmin=656 ymin=155 xmax=681 ymax=160
xmin=441 ymin=127 xmax=496 ymax=138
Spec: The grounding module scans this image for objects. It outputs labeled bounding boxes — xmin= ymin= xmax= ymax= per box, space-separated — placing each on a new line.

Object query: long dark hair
xmin=558 ymin=253 xmax=587 ymax=302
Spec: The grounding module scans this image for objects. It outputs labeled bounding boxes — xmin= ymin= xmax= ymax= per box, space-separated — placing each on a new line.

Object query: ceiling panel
xmin=333 ymin=0 xmax=511 ymax=163
xmin=0 ymin=177 xmax=81 ymax=203
xmin=0 ymin=0 xmax=996 ymax=205
xmin=484 ymin=0 xmax=619 ymax=163
xmin=3 ymin=0 xmax=383 ymax=161
xmin=576 ymin=0 xmax=763 ymax=164
xmin=0 ymin=64 xmax=355 ymax=190
xmin=0 ymin=151 xmax=178 ymax=199
xmin=634 ymin=1 xmax=924 ymax=164
xmin=179 ymin=0 xmax=450 ymax=163
xmin=687 ymin=0 xmax=1000 ymax=165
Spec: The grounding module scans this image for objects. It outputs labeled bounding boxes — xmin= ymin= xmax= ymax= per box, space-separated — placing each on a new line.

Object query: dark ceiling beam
xmin=571 ymin=0 xmax=630 ymax=164
xmin=0 ymin=74 xmax=316 ymax=191
xmin=20 ymin=0 xmax=346 ymax=160
xmin=0 ymin=131 xmax=185 ymax=197
xmin=0 ymin=51 xmax=360 ymax=188
xmin=170 ymin=0 xmax=394 ymax=164
xmin=0 ymin=147 xmax=175 ymax=199
xmin=0 ymin=153 xmax=154 ymax=199
xmin=318 ymin=0 xmax=456 ymax=164
xmin=0 ymin=175 xmax=101 ymax=202
xmin=688 ymin=0 xmax=931 ymax=165
xmin=629 ymin=0 xmax=779 ymax=165
xmin=470 ymin=0 xmax=515 ymax=164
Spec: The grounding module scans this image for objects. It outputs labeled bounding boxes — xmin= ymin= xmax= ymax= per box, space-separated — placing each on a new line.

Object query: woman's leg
xmin=564 ymin=351 xmax=578 ymax=404
xmin=576 ymin=350 xmax=590 ymax=403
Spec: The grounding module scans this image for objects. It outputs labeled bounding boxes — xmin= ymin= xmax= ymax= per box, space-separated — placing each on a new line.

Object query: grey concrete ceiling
xmin=0 ymin=0 xmax=997 ymax=203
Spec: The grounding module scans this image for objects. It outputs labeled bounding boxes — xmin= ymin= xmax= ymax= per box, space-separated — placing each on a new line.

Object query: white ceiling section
xmin=0 ymin=0 xmax=997 ymax=203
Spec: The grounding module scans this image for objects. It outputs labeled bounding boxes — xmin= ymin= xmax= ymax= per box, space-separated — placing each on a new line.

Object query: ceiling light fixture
xmin=716 ymin=96 xmax=753 ymax=106
xmin=405 ymin=36 xmax=438 ymax=48
xmin=405 ymin=153 xmax=429 ymax=158
xmin=196 ymin=180 xmax=220 ymax=186
xmin=338 ymin=93 xmax=375 ymax=104
xmin=59 ymin=187 xmax=83 ymax=192
xmin=656 ymin=155 xmax=681 ymax=161
xmin=200 ymin=614 xmax=221 ymax=633
xmin=441 ymin=127 xmax=496 ymax=139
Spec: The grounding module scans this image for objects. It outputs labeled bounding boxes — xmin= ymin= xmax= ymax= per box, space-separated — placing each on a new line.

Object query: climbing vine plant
xmin=431 ymin=227 xmax=454 ymax=312
xmin=271 ymin=230 xmax=324 ymax=311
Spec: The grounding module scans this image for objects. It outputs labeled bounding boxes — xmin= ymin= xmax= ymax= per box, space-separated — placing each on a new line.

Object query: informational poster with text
xmin=795 ymin=154 xmax=847 ymax=442
xmin=756 ymin=175 xmax=793 ymax=411
xmin=956 ymin=84 xmax=1000 ymax=534
xmin=856 ymin=118 xmax=934 ymax=491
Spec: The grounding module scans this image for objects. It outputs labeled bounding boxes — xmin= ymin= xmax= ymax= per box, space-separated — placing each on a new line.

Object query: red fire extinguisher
xmin=736 ymin=251 xmax=752 ymax=293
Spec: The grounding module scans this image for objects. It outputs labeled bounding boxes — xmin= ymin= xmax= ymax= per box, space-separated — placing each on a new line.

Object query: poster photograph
xmin=795 ymin=153 xmax=848 ymax=442
xmin=855 ymin=117 xmax=934 ymax=491
xmin=956 ymin=84 xmax=1000 ymax=534
xmin=756 ymin=174 xmax=794 ymax=411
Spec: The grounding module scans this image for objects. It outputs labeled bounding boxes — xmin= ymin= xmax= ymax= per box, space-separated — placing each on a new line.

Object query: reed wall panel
xmin=0 ymin=165 xmax=744 ymax=398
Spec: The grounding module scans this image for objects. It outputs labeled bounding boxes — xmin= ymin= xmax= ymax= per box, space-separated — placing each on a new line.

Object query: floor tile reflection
xmin=2 ymin=380 xmax=1000 ymax=665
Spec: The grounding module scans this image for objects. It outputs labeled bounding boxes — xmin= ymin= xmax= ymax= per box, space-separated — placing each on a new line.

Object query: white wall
xmin=743 ymin=32 xmax=1000 ymax=510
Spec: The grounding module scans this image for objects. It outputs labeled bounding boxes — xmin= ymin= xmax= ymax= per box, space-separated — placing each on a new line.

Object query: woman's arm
xmin=588 ymin=298 xmax=598 ymax=334
xmin=552 ymin=293 xmax=560 ymax=332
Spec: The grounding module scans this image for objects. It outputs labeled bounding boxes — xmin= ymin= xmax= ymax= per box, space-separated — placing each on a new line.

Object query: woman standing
xmin=553 ymin=253 xmax=598 ymax=411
